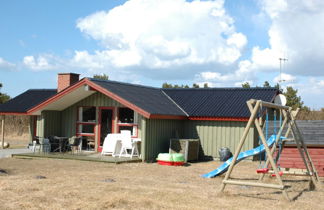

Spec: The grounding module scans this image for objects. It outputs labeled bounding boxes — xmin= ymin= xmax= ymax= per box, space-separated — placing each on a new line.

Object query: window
xmin=78 ymin=107 xmax=96 ymax=122
xmin=118 ymin=108 xmax=134 ymax=123
xmin=77 ymin=107 xmax=96 ymax=135
xmin=117 ymin=108 xmax=138 ymax=137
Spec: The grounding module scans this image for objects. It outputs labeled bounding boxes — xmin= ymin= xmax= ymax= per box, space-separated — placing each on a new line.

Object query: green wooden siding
xmin=34 ymin=91 xmax=257 ymax=161
xmin=60 ymin=92 xmax=123 ymax=139
xmin=36 ymin=92 xmax=141 ymax=146
xmin=183 ymin=120 xmax=255 ymax=159
xmin=36 ymin=111 xmax=62 ymax=138
xmin=143 ymin=118 xmax=184 ymax=161
xmin=36 ymin=114 xmax=44 ymax=138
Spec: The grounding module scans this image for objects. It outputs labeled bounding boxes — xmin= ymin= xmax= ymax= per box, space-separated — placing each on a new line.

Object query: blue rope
xmin=264 ymin=111 xmax=269 ymax=163
xmin=274 ymin=110 xmax=277 ymax=136
xmin=277 ymin=111 xmax=283 ymax=168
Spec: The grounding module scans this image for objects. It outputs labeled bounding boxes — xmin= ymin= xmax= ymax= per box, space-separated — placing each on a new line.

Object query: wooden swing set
xmin=220 ymin=99 xmax=321 ymax=201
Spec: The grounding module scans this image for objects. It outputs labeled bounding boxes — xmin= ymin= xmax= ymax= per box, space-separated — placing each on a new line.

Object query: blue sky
xmin=1 ymin=0 xmax=324 ymax=109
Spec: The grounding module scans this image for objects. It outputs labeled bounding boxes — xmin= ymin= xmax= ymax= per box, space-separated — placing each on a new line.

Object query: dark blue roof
xmin=89 ymin=78 xmax=186 ymax=116
xmin=163 ymin=88 xmax=278 ymax=118
xmin=0 ymin=89 xmax=57 ymax=113
xmin=0 ymin=78 xmax=278 ymax=119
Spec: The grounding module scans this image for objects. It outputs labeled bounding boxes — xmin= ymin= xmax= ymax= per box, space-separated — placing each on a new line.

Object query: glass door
xmin=98 ymin=107 xmax=114 ymax=152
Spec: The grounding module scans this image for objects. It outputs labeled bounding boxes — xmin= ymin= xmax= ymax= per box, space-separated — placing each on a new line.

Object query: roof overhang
xmin=26 ymin=78 xmax=186 ymax=119
xmin=28 ymin=79 xmax=95 ymax=115
xmin=0 ymin=112 xmax=29 ymax=116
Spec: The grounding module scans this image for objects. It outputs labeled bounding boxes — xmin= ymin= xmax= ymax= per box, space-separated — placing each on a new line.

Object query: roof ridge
xmin=161 ymin=90 xmax=189 ymax=117
xmin=163 ymin=87 xmax=278 ymax=91
xmin=88 ymin=78 xmax=160 ymax=90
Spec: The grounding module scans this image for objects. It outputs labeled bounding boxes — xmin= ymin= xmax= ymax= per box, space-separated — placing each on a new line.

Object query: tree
xmin=93 ymin=73 xmax=109 ymax=80
xmin=284 ymin=86 xmax=306 ymax=110
xmin=241 ymin=82 xmax=250 ymax=88
xmin=263 ymin=81 xmax=271 ymax=88
xmin=192 ymin=83 xmax=200 ymax=88
xmin=162 ymin=82 xmax=173 ymax=88
xmin=0 ymin=83 xmax=10 ymax=104
xmin=162 ymin=83 xmax=190 ymax=88
xmin=203 ymin=83 xmax=209 ymax=88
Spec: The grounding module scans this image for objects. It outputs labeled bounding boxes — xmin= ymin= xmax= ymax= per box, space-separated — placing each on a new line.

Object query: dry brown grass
xmin=0 ymin=158 xmax=323 ymax=210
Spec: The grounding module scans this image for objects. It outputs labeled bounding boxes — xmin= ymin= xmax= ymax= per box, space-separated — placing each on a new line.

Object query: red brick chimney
xmin=57 ymin=73 xmax=80 ymax=92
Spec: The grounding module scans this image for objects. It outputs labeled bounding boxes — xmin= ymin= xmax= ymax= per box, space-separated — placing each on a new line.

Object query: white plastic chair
xmin=42 ymin=138 xmax=51 ymax=153
xmin=119 ymin=130 xmax=139 ymax=158
xmin=101 ymin=134 xmax=122 ymax=157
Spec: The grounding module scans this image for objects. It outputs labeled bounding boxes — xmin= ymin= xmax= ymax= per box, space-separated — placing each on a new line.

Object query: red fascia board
xmin=27 ymin=79 xmax=88 ymax=114
xmin=150 ymin=114 xmax=187 ymax=120
xmin=189 ymin=117 xmax=249 ymax=122
xmin=0 ymin=112 xmax=29 ymax=116
xmin=84 ymin=79 xmax=152 ymax=119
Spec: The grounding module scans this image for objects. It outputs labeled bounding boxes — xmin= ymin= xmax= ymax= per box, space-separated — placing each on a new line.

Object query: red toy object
xmin=173 ymin=161 xmax=185 ymax=166
xmin=157 ymin=160 xmax=184 ymax=166
xmin=256 ymin=168 xmax=269 ymax=173
xmin=271 ymin=171 xmax=284 ymax=177
xmin=157 ymin=160 xmax=173 ymax=166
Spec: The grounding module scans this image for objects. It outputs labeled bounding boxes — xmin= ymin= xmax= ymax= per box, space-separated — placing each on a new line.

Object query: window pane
xmin=118 ymin=108 xmax=134 ymax=123
xmin=79 ymin=107 xmax=96 ymax=122
xmin=78 ymin=124 xmax=95 ymax=134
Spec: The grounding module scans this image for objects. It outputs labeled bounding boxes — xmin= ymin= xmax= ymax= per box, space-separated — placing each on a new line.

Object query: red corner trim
xmin=189 ymin=117 xmax=249 ymax=122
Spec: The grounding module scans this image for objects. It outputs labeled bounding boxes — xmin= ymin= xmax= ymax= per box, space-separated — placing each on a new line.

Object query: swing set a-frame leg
xmin=254 ymin=111 xmax=291 ymax=201
xmin=258 ymin=109 xmax=291 ymax=181
xmin=220 ymin=100 xmax=262 ymax=192
xmin=220 ymin=100 xmax=291 ymax=201
xmin=288 ymin=110 xmax=321 ymax=188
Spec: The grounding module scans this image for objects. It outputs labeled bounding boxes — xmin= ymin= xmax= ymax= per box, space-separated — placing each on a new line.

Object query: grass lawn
xmin=0 ymin=158 xmax=323 ymax=209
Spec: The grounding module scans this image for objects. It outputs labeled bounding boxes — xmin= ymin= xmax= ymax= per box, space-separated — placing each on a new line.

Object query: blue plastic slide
xmin=202 ymin=135 xmax=278 ymax=178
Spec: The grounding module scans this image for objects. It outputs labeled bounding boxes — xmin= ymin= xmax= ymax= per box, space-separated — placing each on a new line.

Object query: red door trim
xmin=97 ymin=107 xmax=115 ymax=152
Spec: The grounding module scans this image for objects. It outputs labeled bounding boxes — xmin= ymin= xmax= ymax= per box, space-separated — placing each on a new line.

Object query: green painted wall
xmin=36 ymin=114 xmax=44 ymax=138
xmin=60 ymin=92 xmax=123 ymax=140
xmin=183 ymin=120 xmax=256 ymax=159
xmin=143 ymin=118 xmax=184 ymax=161
xmin=35 ymin=111 xmax=62 ymax=138
xmin=35 ymin=91 xmax=257 ymax=161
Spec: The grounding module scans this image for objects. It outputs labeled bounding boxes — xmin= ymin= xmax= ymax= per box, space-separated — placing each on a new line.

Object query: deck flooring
xmin=12 ymin=151 xmax=141 ymax=164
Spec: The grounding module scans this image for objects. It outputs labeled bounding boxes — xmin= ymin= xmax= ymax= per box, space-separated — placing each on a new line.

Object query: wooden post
xmin=1 ymin=115 xmax=4 ymax=149
xmin=288 ymin=109 xmax=320 ymax=184
xmin=218 ymin=99 xmax=319 ymax=201
xmin=258 ymin=109 xmax=289 ymax=181
xmin=220 ymin=100 xmax=261 ymax=192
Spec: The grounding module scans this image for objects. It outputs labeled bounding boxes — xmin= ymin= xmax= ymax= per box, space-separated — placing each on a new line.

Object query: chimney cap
xmin=58 ymin=72 xmax=80 ymax=76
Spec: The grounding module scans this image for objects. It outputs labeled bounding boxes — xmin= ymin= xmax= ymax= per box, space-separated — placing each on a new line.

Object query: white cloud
xmin=23 ymin=54 xmax=62 ymax=71
xmin=76 ymin=0 xmax=247 ymax=72
xmin=252 ymin=0 xmax=324 ymax=76
xmin=0 ymin=57 xmax=16 ymax=71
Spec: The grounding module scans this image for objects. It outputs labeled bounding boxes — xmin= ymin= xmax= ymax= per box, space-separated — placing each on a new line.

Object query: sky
xmin=1 ymin=0 xmax=324 ymax=109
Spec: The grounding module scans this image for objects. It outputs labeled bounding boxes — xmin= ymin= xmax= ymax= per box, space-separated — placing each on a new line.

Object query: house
xmin=278 ymin=120 xmax=324 ymax=176
xmin=0 ymin=73 xmax=279 ymax=161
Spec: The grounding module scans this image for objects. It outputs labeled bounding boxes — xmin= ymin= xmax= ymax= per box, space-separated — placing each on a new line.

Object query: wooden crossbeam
xmin=219 ymin=99 xmax=320 ymax=201
xmin=223 ymin=180 xmax=284 ymax=190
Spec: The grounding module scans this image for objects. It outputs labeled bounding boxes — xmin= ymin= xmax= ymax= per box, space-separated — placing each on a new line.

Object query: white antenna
xmin=279 ymin=57 xmax=288 ymax=89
